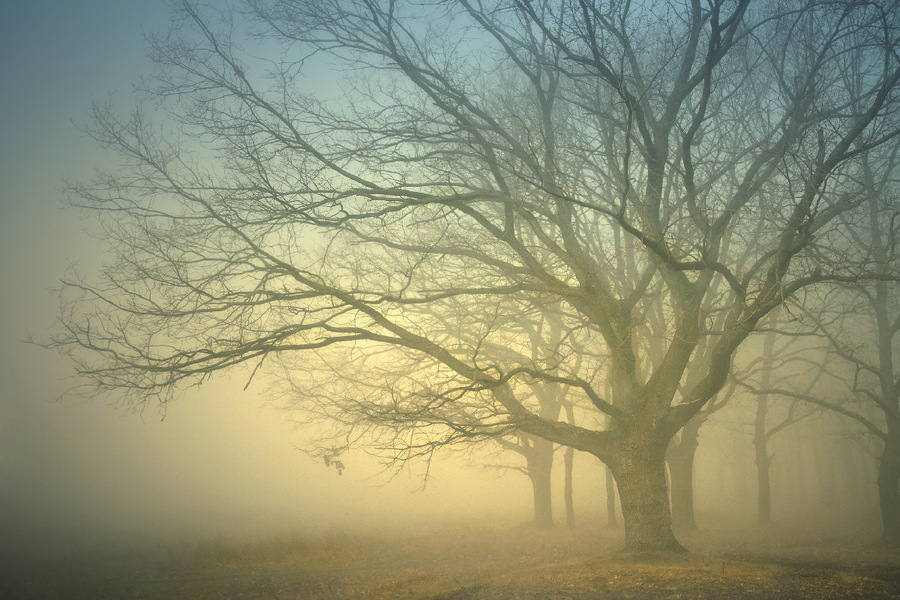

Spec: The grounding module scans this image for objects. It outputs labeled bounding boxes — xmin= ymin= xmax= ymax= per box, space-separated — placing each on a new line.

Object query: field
xmin=3 ymin=518 xmax=899 ymax=599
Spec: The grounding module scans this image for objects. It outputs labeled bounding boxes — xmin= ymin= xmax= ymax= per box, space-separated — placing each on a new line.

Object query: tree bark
xmin=610 ymin=435 xmax=685 ymax=553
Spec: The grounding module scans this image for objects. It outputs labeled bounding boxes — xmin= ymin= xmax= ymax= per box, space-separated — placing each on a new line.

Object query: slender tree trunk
xmin=877 ymin=433 xmax=900 ymax=546
xmin=609 ymin=437 xmax=685 ymax=553
xmin=564 ymin=446 xmax=575 ymax=528
xmin=754 ymin=315 xmax=777 ymax=524
xmin=526 ymin=436 xmax=554 ymax=527
xmin=667 ymin=418 xmax=701 ymax=531
xmin=755 ymin=436 xmax=772 ymax=524
xmin=753 ymin=395 xmax=772 ymax=524
xmin=563 ymin=403 xmax=576 ymax=528
xmin=605 ymin=465 xmax=619 ymax=528
xmin=667 ymin=444 xmax=697 ymax=531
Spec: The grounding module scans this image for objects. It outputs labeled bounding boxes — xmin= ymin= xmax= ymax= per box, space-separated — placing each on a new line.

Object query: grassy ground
xmin=3 ymin=519 xmax=899 ymax=599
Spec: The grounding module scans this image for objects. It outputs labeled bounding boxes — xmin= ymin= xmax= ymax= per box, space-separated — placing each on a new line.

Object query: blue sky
xmin=0 ymin=0 xmax=166 ymax=324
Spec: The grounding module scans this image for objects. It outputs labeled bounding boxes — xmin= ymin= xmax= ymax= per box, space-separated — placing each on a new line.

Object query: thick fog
xmin=0 ymin=0 xmax=889 ymax=573
xmin=0 ymin=2 xmax=535 ymax=561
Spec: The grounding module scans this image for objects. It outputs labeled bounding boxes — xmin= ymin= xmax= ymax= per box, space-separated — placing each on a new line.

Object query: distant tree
xmin=829 ymin=154 xmax=900 ymax=546
xmin=52 ymin=0 xmax=900 ymax=552
xmin=491 ymin=432 xmax=557 ymax=528
xmin=733 ymin=311 xmax=819 ymax=525
xmin=663 ymin=204 xmax=764 ymax=531
xmin=750 ymin=151 xmax=900 ymax=544
xmin=666 ymin=382 xmax=732 ymax=530
xmin=276 ymin=293 xmax=581 ymax=527
xmin=562 ymin=401 xmax=577 ymax=528
xmin=604 ymin=464 xmax=619 ymax=529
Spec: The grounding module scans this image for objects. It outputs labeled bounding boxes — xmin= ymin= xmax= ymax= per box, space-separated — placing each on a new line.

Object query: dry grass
xmin=3 ymin=519 xmax=898 ymax=599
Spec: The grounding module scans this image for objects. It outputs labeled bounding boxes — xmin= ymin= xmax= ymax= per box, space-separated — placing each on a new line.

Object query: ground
xmin=3 ymin=518 xmax=899 ymax=599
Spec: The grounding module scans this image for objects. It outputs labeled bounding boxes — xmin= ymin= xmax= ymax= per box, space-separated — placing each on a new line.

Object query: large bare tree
xmin=53 ymin=0 xmax=900 ymax=551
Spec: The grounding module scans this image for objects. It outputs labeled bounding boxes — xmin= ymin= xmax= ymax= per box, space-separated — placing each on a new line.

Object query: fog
xmin=0 ymin=0 xmax=534 ymax=562
xmin=1 ymin=369 xmax=538 ymax=558
xmin=0 ymin=4 xmax=893 ymax=594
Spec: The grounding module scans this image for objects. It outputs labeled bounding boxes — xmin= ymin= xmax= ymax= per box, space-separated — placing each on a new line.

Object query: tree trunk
xmin=605 ymin=465 xmax=619 ymax=528
xmin=667 ymin=442 xmax=697 ymax=531
xmin=610 ymin=437 xmax=685 ymax=553
xmin=526 ymin=436 xmax=554 ymax=528
xmin=877 ymin=434 xmax=900 ymax=546
xmin=563 ymin=403 xmax=576 ymax=528
xmin=667 ymin=418 xmax=701 ymax=531
xmin=753 ymin=330 xmax=775 ymax=525
xmin=564 ymin=446 xmax=575 ymax=528
xmin=755 ymin=439 xmax=772 ymax=524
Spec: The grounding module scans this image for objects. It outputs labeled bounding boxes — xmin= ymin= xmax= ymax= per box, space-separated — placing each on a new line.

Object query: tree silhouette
xmin=53 ymin=0 xmax=900 ymax=551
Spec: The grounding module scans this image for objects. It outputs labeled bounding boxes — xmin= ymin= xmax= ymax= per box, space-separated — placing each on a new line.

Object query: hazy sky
xmin=0 ymin=1 xmax=535 ymax=557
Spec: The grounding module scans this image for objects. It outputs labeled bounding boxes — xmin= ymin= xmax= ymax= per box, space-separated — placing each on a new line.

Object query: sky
xmin=0 ymin=0 xmax=537 ymax=559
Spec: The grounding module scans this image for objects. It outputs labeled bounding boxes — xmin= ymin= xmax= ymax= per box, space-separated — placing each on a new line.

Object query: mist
xmin=2 ymin=1 xmax=899 ymax=599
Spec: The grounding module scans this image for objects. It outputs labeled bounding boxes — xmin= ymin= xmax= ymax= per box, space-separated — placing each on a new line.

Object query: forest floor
xmin=3 ymin=517 xmax=899 ymax=599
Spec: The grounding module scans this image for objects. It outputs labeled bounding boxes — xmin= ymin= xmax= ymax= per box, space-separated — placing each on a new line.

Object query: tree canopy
xmin=55 ymin=0 xmax=900 ymax=551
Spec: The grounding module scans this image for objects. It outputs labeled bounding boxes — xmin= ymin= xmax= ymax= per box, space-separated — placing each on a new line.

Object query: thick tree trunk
xmin=610 ymin=437 xmax=685 ymax=553
xmin=605 ymin=465 xmax=619 ymax=528
xmin=526 ymin=436 xmax=554 ymax=528
xmin=564 ymin=446 xmax=575 ymax=528
xmin=877 ymin=435 xmax=900 ymax=546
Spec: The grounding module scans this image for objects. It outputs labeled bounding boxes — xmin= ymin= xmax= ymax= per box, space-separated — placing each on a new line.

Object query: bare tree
xmin=51 ymin=0 xmax=900 ymax=552
xmin=754 ymin=150 xmax=900 ymax=544
xmin=734 ymin=311 xmax=820 ymax=525
xmin=667 ymin=381 xmax=732 ymax=530
xmin=491 ymin=432 xmax=557 ymax=527
xmin=275 ymin=289 xmax=583 ymax=526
